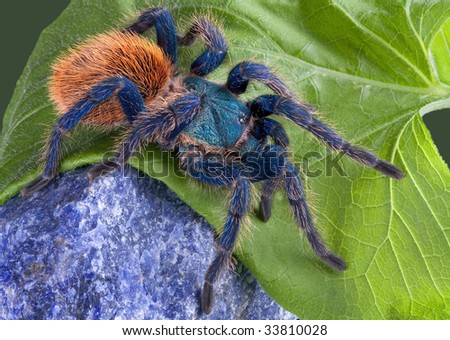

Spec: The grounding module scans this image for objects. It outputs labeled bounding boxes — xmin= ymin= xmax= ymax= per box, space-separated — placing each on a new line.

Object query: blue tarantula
xmin=22 ymin=7 xmax=404 ymax=314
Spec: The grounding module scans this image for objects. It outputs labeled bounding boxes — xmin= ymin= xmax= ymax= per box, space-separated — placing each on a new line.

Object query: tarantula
xmin=21 ymin=7 xmax=404 ymax=314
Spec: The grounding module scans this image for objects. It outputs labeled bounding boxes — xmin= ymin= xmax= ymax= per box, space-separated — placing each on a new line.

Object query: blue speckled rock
xmin=0 ymin=166 xmax=295 ymax=320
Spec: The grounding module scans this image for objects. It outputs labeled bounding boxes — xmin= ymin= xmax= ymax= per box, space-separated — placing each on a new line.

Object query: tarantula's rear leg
xmin=21 ymin=76 xmax=145 ymax=197
xmin=178 ymin=17 xmax=227 ymax=77
xmin=88 ymin=93 xmax=201 ymax=180
xmin=125 ymin=7 xmax=178 ymax=65
xmin=284 ymin=162 xmax=346 ymax=271
xmin=250 ymin=95 xmax=405 ymax=179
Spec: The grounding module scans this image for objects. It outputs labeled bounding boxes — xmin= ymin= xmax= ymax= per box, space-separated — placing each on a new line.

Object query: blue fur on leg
xmin=191 ymin=51 xmax=226 ymax=77
xmin=130 ymin=93 xmax=201 ymax=153
xmin=57 ymin=99 xmax=96 ymax=131
xmin=183 ymin=144 xmax=286 ymax=186
xmin=88 ymin=93 xmax=202 ymax=180
xmin=284 ymin=163 xmax=347 ymax=271
xmin=126 ymin=7 xmax=178 ymax=65
xmin=241 ymin=144 xmax=286 ymax=181
xmin=184 ymin=157 xmax=238 ymax=187
xmin=249 ymin=118 xmax=288 ymax=222
xmin=116 ymin=77 xmax=147 ymax=123
xmin=130 ymin=92 xmax=201 ymax=148
xmin=222 ymin=179 xmax=250 ymax=251
xmin=250 ymin=94 xmax=312 ymax=124
xmin=258 ymin=177 xmax=281 ymax=222
xmin=202 ymin=178 xmax=250 ymax=314
xmin=42 ymin=130 xmax=63 ymax=179
xmin=253 ymin=118 xmax=290 ymax=150
xmin=227 ymin=62 xmax=297 ymax=100
xmin=178 ymin=18 xmax=227 ymax=76
xmin=41 ymin=77 xmax=144 ymax=182
xmin=250 ymin=95 xmax=404 ymax=179
xmin=167 ymin=93 xmax=202 ymax=140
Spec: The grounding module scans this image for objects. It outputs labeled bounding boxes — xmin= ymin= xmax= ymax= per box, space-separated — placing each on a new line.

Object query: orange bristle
xmin=49 ymin=30 xmax=174 ymax=127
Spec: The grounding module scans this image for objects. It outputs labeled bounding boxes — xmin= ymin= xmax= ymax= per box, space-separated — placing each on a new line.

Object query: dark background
xmin=1 ymin=1 xmax=449 ymax=165
xmin=0 ymin=1 xmax=70 ymax=129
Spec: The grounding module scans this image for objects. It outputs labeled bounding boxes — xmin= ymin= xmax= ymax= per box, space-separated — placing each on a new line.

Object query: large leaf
xmin=1 ymin=0 xmax=449 ymax=319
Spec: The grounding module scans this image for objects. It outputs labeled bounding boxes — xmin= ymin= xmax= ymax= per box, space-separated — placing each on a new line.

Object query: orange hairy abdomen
xmin=49 ymin=30 xmax=173 ymax=127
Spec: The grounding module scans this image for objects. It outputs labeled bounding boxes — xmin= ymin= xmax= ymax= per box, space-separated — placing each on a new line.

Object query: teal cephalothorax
xmin=22 ymin=7 xmax=405 ymax=315
xmin=182 ymin=76 xmax=252 ymax=150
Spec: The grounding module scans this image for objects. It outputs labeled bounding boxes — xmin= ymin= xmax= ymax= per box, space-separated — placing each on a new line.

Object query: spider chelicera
xmin=21 ymin=7 xmax=404 ymax=314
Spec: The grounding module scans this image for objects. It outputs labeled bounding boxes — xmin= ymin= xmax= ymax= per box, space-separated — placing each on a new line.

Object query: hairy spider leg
xmin=185 ymin=144 xmax=287 ymax=184
xmin=250 ymin=95 xmax=405 ymax=180
xmin=182 ymin=144 xmax=287 ymax=314
xmin=21 ymin=76 xmax=145 ymax=197
xmin=251 ymin=118 xmax=290 ymax=221
xmin=178 ymin=17 xmax=227 ymax=77
xmin=258 ymin=178 xmax=280 ymax=222
xmin=86 ymin=111 xmax=171 ymax=180
xmin=125 ymin=7 xmax=178 ymax=66
xmin=231 ymin=143 xmax=345 ymax=271
xmin=252 ymin=117 xmax=290 ymax=150
xmin=202 ymin=178 xmax=251 ymax=314
xmin=226 ymin=62 xmax=313 ymax=110
xmin=284 ymin=162 xmax=347 ymax=271
xmin=87 ymin=93 xmax=201 ymax=180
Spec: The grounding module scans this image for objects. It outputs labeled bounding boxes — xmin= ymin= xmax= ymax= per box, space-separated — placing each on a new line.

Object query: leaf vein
xmin=233 ymin=46 xmax=442 ymax=96
xmin=333 ymin=1 xmax=432 ymax=86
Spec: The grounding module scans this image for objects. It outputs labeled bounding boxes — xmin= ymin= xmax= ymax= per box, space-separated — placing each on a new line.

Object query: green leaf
xmin=1 ymin=0 xmax=449 ymax=319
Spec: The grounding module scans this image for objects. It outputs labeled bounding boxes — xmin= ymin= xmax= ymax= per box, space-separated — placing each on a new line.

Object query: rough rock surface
xmin=0 ymin=166 xmax=295 ymax=320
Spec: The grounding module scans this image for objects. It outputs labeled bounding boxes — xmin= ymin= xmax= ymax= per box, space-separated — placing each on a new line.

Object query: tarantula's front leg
xmin=252 ymin=117 xmax=290 ymax=150
xmin=21 ymin=76 xmax=145 ymax=197
xmin=227 ymin=62 xmax=313 ymax=110
xmin=252 ymin=118 xmax=290 ymax=221
xmin=178 ymin=17 xmax=227 ymax=77
xmin=258 ymin=178 xmax=281 ymax=222
xmin=250 ymin=95 xmax=405 ymax=180
xmin=87 ymin=93 xmax=201 ymax=180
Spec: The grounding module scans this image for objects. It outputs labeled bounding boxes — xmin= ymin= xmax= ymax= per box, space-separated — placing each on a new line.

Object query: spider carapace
xmin=21 ymin=7 xmax=404 ymax=315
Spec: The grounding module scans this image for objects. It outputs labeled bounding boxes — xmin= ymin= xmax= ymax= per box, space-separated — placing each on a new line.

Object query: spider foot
xmin=374 ymin=160 xmax=405 ymax=180
xmin=20 ymin=177 xmax=51 ymax=198
xmin=201 ymin=281 xmax=213 ymax=315
xmin=320 ymin=253 xmax=347 ymax=272
xmin=258 ymin=195 xmax=272 ymax=222
xmin=87 ymin=161 xmax=119 ymax=181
